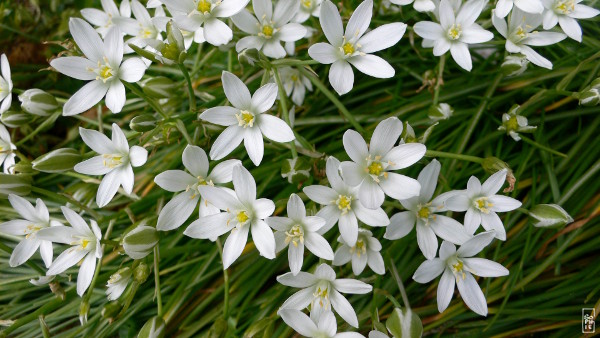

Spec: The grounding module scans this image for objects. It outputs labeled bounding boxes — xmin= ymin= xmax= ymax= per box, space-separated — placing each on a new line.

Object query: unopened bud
xmin=102 ymin=301 xmax=121 ymax=323
xmin=401 ymin=122 xmax=418 ymax=143
xmin=163 ymin=21 xmax=186 ymax=63
xmin=529 ymin=204 xmax=573 ymax=228
xmin=124 ymin=225 xmax=159 ymax=260
xmin=482 ymin=157 xmax=515 ymax=192
xmin=142 ymin=77 xmax=176 ymax=99
xmin=428 ymin=103 xmax=453 ymax=121
xmin=130 ymin=115 xmax=158 ymax=132
xmin=79 ymin=300 xmax=90 ymax=326
xmin=133 ymin=261 xmax=151 ymax=284
xmin=32 ymin=148 xmax=82 ymax=173
xmin=590 ymin=78 xmax=600 ymax=89
xmin=579 ymin=88 xmax=600 ymax=106
xmin=386 ymin=307 xmax=423 ymax=338
xmin=1 ymin=110 xmax=29 ymax=127
xmin=0 ymin=174 xmax=32 ymax=197
xmin=48 ymin=280 xmax=65 ymax=300
xmin=501 ymin=55 xmax=528 ymax=77
xmin=107 ymin=267 xmax=132 ymax=301
xmin=19 ymin=89 xmax=59 ymax=116
xmin=281 ymin=157 xmax=311 ymax=185
xmin=138 ymin=316 xmax=165 ymax=338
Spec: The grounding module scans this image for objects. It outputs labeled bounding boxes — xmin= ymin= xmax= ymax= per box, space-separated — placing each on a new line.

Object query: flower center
xmin=447 ymin=24 xmax=462 ymax=40
xmin=417 ymin=206 xmax=430 ymax=219
xmin=450 ymin=258 xmax=466 ymax=279
xmin=236 ymin=110 xmax=255 ymax=128
xmin=236 ymin=210 xmax=250 ymax=224
xmin=313 ymin=282 xmax=331 ymax=309
xmin=285 ymin=224 xmax=304 ymax=247
xmin=197 ymin=0 xmax=212 ymax=13
xmin=474 ymin=197 xmax=493 ymax=214
xmin=350 ymin=238 xmax=367 ymax=257
xmin=88 ymin=57 xmax=115 ymax=83
xmin=103 ymin=154 xmax=124 ymax=169
xmin=141 ymin=27 xmax=155 ymax=39
xmin=25 ymin=224 xmax=43 ymax=239
xmin=506 ymin=115 xmax=519 ymax=131
xmin=342 ymin=42 xmax=355 ymax=55
xmin=335 ymin=195 xmax=352 ymax=214
xmin=365 ymin=155 xmax=390 ymax=183
xmin=555 ymin=0 xmax=575 ymax=14
xmin=368 ymin=161 xmax=383 ymax=176
xmin=302 ymin=0 xmax=312 ymax=8
xmin=261 ymin=24 xmax=274 ymax=38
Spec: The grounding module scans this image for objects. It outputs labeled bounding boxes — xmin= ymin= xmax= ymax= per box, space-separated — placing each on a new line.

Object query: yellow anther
xmin=236 ymin=211 xmax=249 ymax=224
xmin=350 ymin=238 xmax=367 ymax=257
xmin=262 ymin=24 xmax=274 ymax=38
xmin=368 ymin=161 xmax=383 ymax=176
xmin=197 ymin=0 xmax=212 ymax=13
xmin=417 ymin=206 xmax=430 ymax=219
xmin=335 ymin=195 xmax=352 ymax=214
xmin=285 ymin=224 xmax=304 ymax=247
xmin=302 ymin=0 xmax=312 ymax=8
xmin=474 ymin=197 xmax=493 ymax=214
xmin=342 ymin=42 xmax=355 ymax=55
xmin=447 ymin=24 xmax=462 ymax=40
xmin=236 ymin=110 xmax=255 ymax=128
xmin=81 ymin=239 xmax=90 ymax=249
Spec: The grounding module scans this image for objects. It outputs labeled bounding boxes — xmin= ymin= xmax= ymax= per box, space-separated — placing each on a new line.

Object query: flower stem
xmin=178 ymin=63 xmax=197 ymax=112
xmin=15 ymin=111 xmax=61 ymax=146
xmin=271 ymin=59 xmax=320 ymax=66
xmin=425 ymin=149 xmax=484 ymax=164
xmin=123 ymin=82 xmax=168 ymax=119
xmin=154 ymin=246 xmax=163 ymax=317
xmin=519 ymin=135 xmax=567 ymax=158
xmin=216 ymin=238 xmax=230 ymax=319
xmin=272 ymin=67 xmax=298 ymax=158
xmin=296 ymin=66 xmax=364 ymax=133
xmin=389 ymin=259 xmax=411 ymax=310
xmin=432 ymin=54 xmax=445 ymax=106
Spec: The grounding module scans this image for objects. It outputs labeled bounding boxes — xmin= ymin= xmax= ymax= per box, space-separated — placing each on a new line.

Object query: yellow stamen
xmin=262 ymin=25 xmax=274 ymax=38
xmin=342 ymin=42 xmax=355 ymax=55
xmin=236 ymin=211 xmax=249 ymax=224
xmin=197 ymin=0 xmax=212 ymax=13
xmin=447 ymin=24 xmax=462 ymax=40
xmin=335 ymin=195 xmax=352 ymax=214
xmin=368 ymin=161 xmax=383 ymax=176
xmin=236 ymin=110 xmax=255 ymax=128
xmin=417 ymin=206 xmax=430 ymax=219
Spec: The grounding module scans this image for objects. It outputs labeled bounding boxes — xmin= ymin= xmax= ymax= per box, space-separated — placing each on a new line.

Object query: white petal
xmin=413 ymin=21 xmax=444 ymax=40
xmin=50 ymin=57 xmax=96 ymax=81
xmin=489 ymin=195 xmax=521 ymax=212
xmin=255 ymin=198 xmax=276 ymax=219
xmin=198 ymin=185 xmax=243 ymax=210
xmin=416 ymin=223 xmax=438 ymax=259
xmin=521 ymin=45 xmax=553 ymax=69
xmin=209 ymin=125 xmax=244 ymax=161
xmin=457 ymin=231 xmax=495 ymax=257
xmin=481 ymin=169 xmax=507 ymax=196
xmin=9 ymin=238 xmax=40 ymax=267
xmin=370 ymin=117 xmax=402 ymax=156
xmin=204 ymin=18 xmax=233 ymax=46
xmin=104 ymin=26 xmax=124 ymax=67
xmin=244 ymin=127 xmax=264 ymax=166
xmin=79 ymin=127 xmax=115 ymax=154
xmin=277 ymin=271 xmax=318 ymax=287
xmin=464 ymin=208 xmax=481 ymax=235
xmin=345 ymin=0 xmax=372 ymax=39
xmin=304 ymin=232 xmax=334 ymax=260
xmin=385 ymin=143 xmax=426 ymax=170
xmin=413 ymin=258 xmax=444 ymax=283
xmin=417 ymin=159 xmax=440 ymax=202
xmin=8 ymin=194 xmax=38 ymax=221
xmin=208 ymin=159 xmax=241 ymax=183
xmin=439 ymin=240 xmax=456 ymax=260
xmin=96 ymin=169 xmax=121 ymax=207
xmin=40 ymin=241 xmax=53 ymax=268
xmin=570 ymin=4 xmax=600 ymax=19
xmin=47 ymin=247 xmax=88 ymax=275
xmin=287 ymin=241 xmax=304 ymax=275
xmin=231 ymin=9 xmax=260 ymax=34
xmin=119 ymin=57 xmax=146 ymax=82
xmin=278 ymin=310 xmax=318 ymax=336
xmin=330 ymin=290 xmax=359 ymax=327
xmin=463 ymin=258 xmax=509 ymax=277
xmin=180 ymin=145 xmax=208 ymax=178
xmin=129 ymin=146 xmax=148 ymax=167
xmin=445 ymin=193 xmax=470 ymax=212
xmin=319 ymin=0 xmax=344 ymax=46
xmin=184 ymin=212 xmax=234 ymax=239
xmin=333 ymin=278 xmax=372 ymax=294
xmin=154 ymin=170 xmax=195 ymax=192
xmin=348 ymin=54 xmax=395 ymax=78
xmin=437 ymin=268 xmax=455 ymax=313
xmin=460 ymin=25 xmax=493 ymax=44
xmin=251 ymin=83 xmax=278 ymax=113
xmin=384 ymin=211 xmax=416 ymax=240
xmin=70 ymin=18 xmax=104 ymax=62
xmin=36 ymin=225 xmax=77 ymax=244
xmin=456 ymin=0 xmax=485 ymax=26
xmin=303 ymin=185 xmax=338 ymax=205
xmin=63 ymin=80 xmax=109 ymax=116
xmin=494 ymin=0 xmax=513 ymax=18
xmin=308 ymin=42 xmax=339 ymax=64
xmin=359 ymin=179 xmax=385 ymax=209
xmin=329 ymin=60 xmax=354 ymax=95
xmin=480 ymin=212 xmax=506 ymax=241
xmin=339 ymin=212 xmax=358 ymax=246
xmin=439 ymin=0 xmax=455 ymax=28
xmin=251 ymin=219 xmax=276 ymax=259
xmin=380 ymin=173 xmax=421 ymax=200
xmin=74 ymin=156 xmax=112 ymax=176
xmin=456 ymin=272 xmax=488 ymax=316
xmin=367 ymin=251 xmax=385 ymax=274
xmin=278 ymin=23 xmax=307 ymax=42
xmin=253 ymin=0 xmax=273 ymax=22
xmin=430 ymin=215 xmax=470 ymax=245
xmin=262 ymin=40 xmax=287 ymax=59
xmin=201 ymin=106 xmax=239 ymax=126
xmin=333 ymin=245 xmax=352 ymax=265
xmin=222 ymin=71 xmax=251 ymax=109
xmin=280 ymin=287 xmax=315 ymax=309
xmin=353 ymin=203 xmax=389 ymax=226
xmin=213 ymin=0 xmax=249 ymax=17
xmin=343 ymin=129 xmax=369 ymax=164
xmin=157 ymin=191 xmax=199 ymax=231
xmin=339 ymin=161 xmax=365 ymax=187
xmin=450 ymin=42 xmax=473 ymax=71
xmin=258 ymin=114 xmax=295 ymax=142
xmin=326 ymin=156 xmax=346 ymax=192
xmin=514 ymin=0 xmax=543 ymax=13
xmin=287 ymin=193 xmax=306 ymax=220
xmin=77 ymin=253 xmax=97 ymax=296
xmin=111 ymin=123 xmax=128 ymax=153
xmin=558 ymin=16 xmax=581 ymax=42
xmin=222 ymin=225 xmax=250 ymax=269
xmin=358 ymin=22 xmax=407 ymax=53
xmin=105 ymin=80 xmax=126 ymax=114
xmin=0 ymin=220 xmax=31 ymax=236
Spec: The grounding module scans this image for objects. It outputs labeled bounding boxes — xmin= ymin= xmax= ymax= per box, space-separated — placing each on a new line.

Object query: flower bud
xmin=142 ymin=77 xmax=176 ymax=99
xmin=501 ymin=55 xmax=528 ymax=77
xmin=130 ymin=115 xmax=158 ymax=132
xmin=401 ymin=122 xmax=418 ymax=143
xmin=590 ymin=78 xmax=600 ymax=89
xmin=428 ymin=103 xmax=453 ymax=121
xmin=0 ymin=174 xmax=32 ymax=197
xmin=13 ymin=161 xmax=34 ymax=174
xmin=579 ymin=88 xmax=600 ymax=106
xmin=19 ymin=89 xmax=59 ymax=116
xmin=32 ymin=148 xmax=82 ymax=173
xmin=482 ymin=157 xmax=515 ymax=192
xmin=133 ymin=261 xmax=151 ymax=284
xmin=1 ymin=110 xmax=29 ymax=127
xmin=281 ymin=157 xmax=311 ymax=185
xmin=102 ymin=301 xmax=121 ymax=323
xmin=162 ymin=21 xmax=186 ymax=63
xmin=529 ymin=204 xmax=573 ymax=228
xmin=386 ymin=307 xmax=423 ymax=338
xmin=48 ymin=280 xmax=66 ymax=300
xmin=138 ymin=316 xmax=165 ymax=338
xmin=79 ymin=299 xmax=90 ymax=326
xmin=123 ymin=225 xmax=159 ymax=260
xmin=106 ymin=267 xmax=132 ymax=301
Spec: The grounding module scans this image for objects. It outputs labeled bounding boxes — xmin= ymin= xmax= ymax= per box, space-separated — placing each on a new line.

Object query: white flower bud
xmin=428 ymin=103 xmax=453 ymax=121
xmin=501 ymin=55 xmax=528 ymax=77
xmin=529 ymin=204 xmax=573 ymax=228
xmin=106 ymin=267 xmax=132 ymax=301
xmin=19 ymin=89 xmax=58 ymax=116
xmin=579 ymin=88 xmax=600 ymax=106
xmin=123 ymin=225 xmax=159 ymax=260
xmin=32 ymin=148 xmax=82 ymax=173
xmin=386 ymin=307 xmax=423 ymax=338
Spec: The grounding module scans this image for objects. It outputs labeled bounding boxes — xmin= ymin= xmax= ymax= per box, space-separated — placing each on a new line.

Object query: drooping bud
xmin=130 ymin=114 xmax=157 ymax=132
xmin=79 ymin=299 xmax=90 ymax=326
xmin=106 ymin=267 xmax=132 ymax=301
xmin=579 ymin=88 xmax=600 ymax=106
xmin=163 ymin=21 xmax=186 ymax=63
xmin=281 ymin=157 xmax=311 ymax=185
xmin=0 ymin=174 xmax=32 ymax=197
xmin=102 ymin=301 xmax=122 ymax=323
xmin=133 ymin=261 xmax=151 ymax=284
xmin=529 ymin=204 xmax=573 ymax=228
xmin=386 ymin=307 xmax=423 ymax=338
xmin=428 ymin=103 xmax=453 ymax=121
xmin=482 ymin=157 xmax=515 ymax=192
xmin=138 ymin=316 xmax=165 ymax=338
xmin=123 ymin=225 xmax=159 ymax=260
xmin=1 ymin=110 xmax=29 ymax=127
xmin=501 ymin=55 xmax=528 ymax=77
xmin=32 ymin=148 xmax=82 ymax=173
xmin=19 ymin=89 xmax=59 ymax=116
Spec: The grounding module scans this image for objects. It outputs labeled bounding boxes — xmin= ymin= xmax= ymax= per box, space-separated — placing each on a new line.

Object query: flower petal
xmin=258 ymin=114 xmax=295 ymax=142
xmin=77 ymin=253 xmax=97 ymax=296
xmin=63 ymin=80 xmax=109 ymax=116
xmin=345 ymin=0 xmax=372 ymax=39
xmin=385 ymin=143 xmax=426 ymax=170
xmin=329 ymin=60 xmax=354 ymax=95
xmin=348 ymin=54 xmax=395 ymax=78
xmin=244 ymin=127 xmax=264 ymax=166
xmin=222 ymin=71 xmax=251 ymax=109
xmin=209 ymin=125 xmax=244 ymax=161
xmin=457 ymin=231 xmax=495 ymax=257
xmin=384 ymin=211 xmax=416 ymax=240
xmin=463 ymin=258 xmax=509 ymax=277
xmin=222 ymin=225 xmax=250 ymax=269
xmin=437 ymin=268 xmax=455 ymax=313
xmin=330 ymin=290 xmax=359 ymax=327
xmin=380 ymin=173 xmax=421 ymax=200
xmin=343 ymin=129 xmax=369 ymax=164
xmin=184 ymin=212 xmax=234 ymax=239
xmin=50 ymin=57 xmax=96 ymax=81
xmin=157 ymin=191 xmax=199 ymax=231
xmin=119 ymin=57 xmax=146 ymax=82
xmin=358 ymin=22 xmax=407 ymax=54
xmin=456 ymin=272 xmax=488 ymax=316
xmin=319 ymin=0 xmax=343 ymax=46
xmin=413 ymin=258 xmax=445 ymax=283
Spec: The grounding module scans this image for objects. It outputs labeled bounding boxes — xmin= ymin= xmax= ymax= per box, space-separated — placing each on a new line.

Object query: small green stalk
xmin=123 ymin=82 xmax=168 ymax=119
xmin=154 ymin=246 xmax=163 ymax=317
xmin=519 ymin=135 xmax=567 ymax=158
xmin=216 ymin=238 xmax=230 ymax=319
xmin=389 ymin=259 xmax=411 ymax=310
xmin=432 ymin=54 xmax=446 ymax=106
xmin=272 ymin=67 xmax=298 ymax=158
xmin=178 ymin=62 xmax=197 ymax=112
xmin=425 ymin=149 xmax=484 ymax=164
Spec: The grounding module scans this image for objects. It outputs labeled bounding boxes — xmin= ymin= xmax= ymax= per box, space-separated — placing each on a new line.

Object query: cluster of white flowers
xmin=0 ymin=0 xmax=589 ymax=335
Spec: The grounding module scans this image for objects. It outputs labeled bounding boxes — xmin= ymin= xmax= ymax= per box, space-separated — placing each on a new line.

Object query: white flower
xmin=37 ymin=206 xmax=102 ymax=296
xmin=493 ymin=8 xmax=566 ymax=69
xmin=279 ymin=309 xmax=365 ymax=337
xmin=267 ymin=193 xmax=334 ymax=275
xmin=277 ymin=66 xmax=313 ymax=106
xmin=199 ymin=71 xmax=295 ymax=166
xmin=126 ymin=0 xmax=164 ymax=51
xmin=446 ymin=169 xmax=522 ymax=240
xmin=74 ymin=123 xmax=148 ymax=208
xmin=0 ymin=195 xmax=62 ymax=268
xmin=154 ymin=145 xmax=240 ymax=231
xmin=232 ymin=0 xmax=307 ymax=58
xmin=294 ymin=0 xmax=323 ymax=23
xmin=413 ymin=231 xmax=509 ymax=316
xmin=333 ymin=228 xmax=384 ymax=275
xmin=414 ymin=0 xmax=493 ymax=71
xmin=154 ymin=145 xmax=241 ymax=231
xmin=106 ymin=267 xmax=132 ymax=301
xmin=495 ymin=0 xmax=543 ymax=18
xmin=162 ymin=0 xmax=249 ymax=46
xmin=384 ymin=160 xmax=471 ymax=259
xmin=304 ymin=157 xmax=390 ymax=246
xmin=340 ymin=117 xmax=425 ymax=209
xmin=278 ymin=263 xmax=372 ymax=327
xmin=0 ymin=53 xmax=12 ymax=115
xmin=542 ymin=0 xmax=600 ymax=42
xmin=81 ymin=0 xmax=137 ymax=37
xmin=185 ymin=164 xmax=276 ymax=268
xmin=390 ymin=0 xmax=436 ymax=12
xmin=50 ymin=18 xmax=147 ymax=116
xmin=308 ymin=0 xmax=407 ymax=95
xmin=497 ymin=105 xmax=537 ymax=141
xmin=0 ymin=124 xmax=16 ymax=174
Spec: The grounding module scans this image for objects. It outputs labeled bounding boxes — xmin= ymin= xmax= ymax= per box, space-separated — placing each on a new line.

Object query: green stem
xmin=123 ymin=82 xmax=168 ymax=119
xmin=432 ymin=54 xmax=445 ymax=106
xmin=16 ymin=111 xmax=61 ymax=146
xmin=82 ymin=220 xmax=115 ymax=310
xmin=296 ymin=66 xmax=364 ymax=133
xmin=216 ymin=238 xmax=230 ymax=319
xmin=389 ymin=259 xmax=410 ymax=310
xmin=425 ymin=150 xmax=484 ymax=164
xmin=178 ymin=63 xmax=197 ymax=112
xmin=519 ymin=135 xmax=567 ymax=158
xmin=271 ymin=59 xmax=320 ymax=66
xmin=272 ymin=67 xmax=298 ymax=158
xmin=154 ymin=246 xmax=163 ymax=317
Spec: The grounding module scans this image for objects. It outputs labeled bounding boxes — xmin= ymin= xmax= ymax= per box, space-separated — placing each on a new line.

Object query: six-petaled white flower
xmin=37 ymin=206 xmax=102 ymax=296
xmin=446 ymin=169 xmax=522 ymax=240
xmin=0 ymin=53 xmax=12 ymax=115
xmin=340 ymin=117 xmax=425 ymax=209
xmin=74 ymin=123 xmax=148 ymax=208
xmin=277 ymin=66 xmax=313 ymax=106
xmin=279 ymin=309 xmax=365 ymax=338
xmin=493 ymin=8 xmax=566 ymax=69
xmin=308 ymin=0 xmax=407 ymax=95
xmin=495 ymin=0 xmax=543 ymax=18
xmin=414 ymin=0 xmax=493 ymax=71
xmin=81 ymin=0 xmax=137 ymax=37
xmin=333 ymin=228 xmax=385 ymax=275
xmin=0 ymin=195 xmax=62 ymax=268
xmin=233 ymin=0 xmax=308 ymax=58
xmin=185 ymin=164 xmax=276 ymax=268
xmin=267 ymin=193 xmax=334 ymax=275
xmin=162 ymin=0 xmax=249 ymax=46
xmin=294 ymin=0 xmax=323 ymax=23
xmin=50 ymin=18 xmax=147 ymax=116
xmin=278 ymin=263 xmax=372 ymax=327
xmin=304 ymin=157 xmax=390 ymax=246
xmin=384 ymin=159 xmax=470 ymax=259
xmin=106 ymin=267 xmax=132 ymax=301
xmin=154 ymin=145 xmax=240 ymax=231
xmin=413 ymin=231 xmax=509 ymax=316
xmin=542 ymin=0 xmax=600 ymax=42
xmin=0 ymin=124 xmax=16 ymax=174
xmin=199 ymin=71 xmax=295 ymax=166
